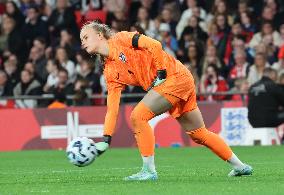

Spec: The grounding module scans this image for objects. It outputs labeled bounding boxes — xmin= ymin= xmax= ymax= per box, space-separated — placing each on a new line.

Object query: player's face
xmin=80 ymin=27 xmax=102 ymax=55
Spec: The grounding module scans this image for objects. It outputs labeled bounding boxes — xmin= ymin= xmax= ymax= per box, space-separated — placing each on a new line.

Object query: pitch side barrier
xmin=0 ymin=92 xmax=248 ymax=101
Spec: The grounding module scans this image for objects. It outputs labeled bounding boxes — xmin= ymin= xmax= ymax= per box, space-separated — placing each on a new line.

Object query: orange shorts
xmin=153 ymin=73 xmax=197 ymax=118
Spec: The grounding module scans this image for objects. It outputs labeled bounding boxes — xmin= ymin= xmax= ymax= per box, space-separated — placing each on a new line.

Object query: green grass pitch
xmin=0 ymin=146 xmax=284 ymax=195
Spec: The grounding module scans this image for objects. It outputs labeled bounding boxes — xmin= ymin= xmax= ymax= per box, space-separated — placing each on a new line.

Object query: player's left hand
xmin=95 ymin=142 xmax=109 ymax=155
xmin=147 ymin=69 xmax=167 ymax=91
xmin=95 ymin=135 xmax=111 ymax=156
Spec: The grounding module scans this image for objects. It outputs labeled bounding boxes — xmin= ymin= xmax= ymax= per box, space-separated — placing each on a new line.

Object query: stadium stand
xmin=0 ymin=0 xmax=283 ymax=109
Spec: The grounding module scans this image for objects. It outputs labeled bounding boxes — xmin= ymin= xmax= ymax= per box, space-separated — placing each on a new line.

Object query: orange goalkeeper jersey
xmin=103 ymin=31 xmax=193 ymax=136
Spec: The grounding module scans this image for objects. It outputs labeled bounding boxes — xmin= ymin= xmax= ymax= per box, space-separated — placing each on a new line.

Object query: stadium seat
xmin=0 ymin=3 xmax=5 ymax=15
xmin=85 ymin=10 xmax=107 ymax=23
xmin=244 ymin=127 xmax=281 ymax=145
xmin=75 ymin=10 xmax=84 ymax=29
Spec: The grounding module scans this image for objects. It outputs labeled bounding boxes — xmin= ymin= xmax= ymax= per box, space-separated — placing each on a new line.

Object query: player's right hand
xmin=147 ymin=69 xmax=167 ymax=91
xmin=95 ymin=135 xmax=112 ymax=156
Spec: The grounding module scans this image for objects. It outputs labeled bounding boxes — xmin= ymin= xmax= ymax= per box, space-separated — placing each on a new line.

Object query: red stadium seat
xmin=85 ymin=10 xmax=107 ymax=23
xmin=0 ymin=3 xmax=5 ymax=15
xmin=75 ymin=10 xmax=84 ymax=29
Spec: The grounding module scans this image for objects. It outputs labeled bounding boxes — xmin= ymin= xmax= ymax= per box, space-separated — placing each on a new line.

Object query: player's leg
xmin=177 ymin=107 xmax=253 ymax=176
xmin=125 ymin=90 xmax=180 ymax=181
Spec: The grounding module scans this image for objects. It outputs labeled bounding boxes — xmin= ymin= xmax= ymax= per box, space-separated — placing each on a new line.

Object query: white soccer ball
xmin=66 ymin=137 xmax=98 ymax=167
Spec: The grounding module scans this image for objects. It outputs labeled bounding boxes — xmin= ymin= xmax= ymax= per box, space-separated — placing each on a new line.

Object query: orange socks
xmin=130 ymin=102 xmax=156 ymax=156
xmin=187 ymin=127 xmax=233 ymax=161
xmin=130 ymin=102 xmax=233 ymax=161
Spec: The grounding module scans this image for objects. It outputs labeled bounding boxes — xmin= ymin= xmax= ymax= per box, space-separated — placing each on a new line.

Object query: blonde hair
xmin=81 ymin=21 xmax=114 ymax=40
xmin=80 ymin=21 xmax=114 ymax=65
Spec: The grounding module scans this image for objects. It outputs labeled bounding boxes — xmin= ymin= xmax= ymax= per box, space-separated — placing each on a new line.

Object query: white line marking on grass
xmin=0 ymin=165 xmax=174 ymax=175
xmin=30 ymin=190 xmax=49 ymax=193
xmin=252 ymin=162 xmax=283 ymax=165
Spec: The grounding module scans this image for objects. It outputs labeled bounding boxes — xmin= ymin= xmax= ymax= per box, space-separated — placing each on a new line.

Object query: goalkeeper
xmin=80 ymin=21 xmax=253 ymax=181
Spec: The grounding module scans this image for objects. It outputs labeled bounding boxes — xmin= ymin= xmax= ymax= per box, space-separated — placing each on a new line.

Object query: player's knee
xmin=130 ymin=103 xmax=155 ymax=128
xmin=130 ymin=109 xmax=141 ymax=128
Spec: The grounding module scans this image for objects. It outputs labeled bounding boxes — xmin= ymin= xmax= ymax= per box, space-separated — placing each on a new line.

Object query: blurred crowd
xmin=0 ymin=0 xmax=284 ymax=108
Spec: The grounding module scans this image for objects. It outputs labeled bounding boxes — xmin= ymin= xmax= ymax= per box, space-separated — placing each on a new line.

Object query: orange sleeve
xmin=103 ymin=84 xmax=123 ymax=136
xmin=137 ymin=34 xmax=166 ymax=70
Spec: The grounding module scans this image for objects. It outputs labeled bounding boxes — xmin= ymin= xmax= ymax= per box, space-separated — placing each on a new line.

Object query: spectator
xmin=234 ymin=0 xmax=251 ymax=22
xmin=249 ymin=21 xmax=281 ymax=49
xmin=199 ymin=64 xmax=228 ymax=101
xmin=130 ymin=23 xmax=146 ymax=35
xmin=5 ymin=1 xmax=25 ymax=29
xmin=253 ymin=41 xmax=278 ymax=65
xmin=247 ymin=52 xmax=269 ymax=86
xmin=73 ymin=78 xmax=92 ymax=106
xmin=47 ymin=68 xmax=74 ymax=105
xmin=33 ymin=37 xmax=47 ymax=52
xmin=103 ymin=0 xmax=127 ymax=14
xmin=214 ymin=13 xmax=231 ymax=35
xmin=191 ymin=6 xmax=207 ymax=32
xmin=278 ymin=24 xmax=284 ymax=47
xmin=214 ymin=13 xmax=231 ymax=59
xmin=208 ymin=0 xmax=233 ymax=26
xmin=0 ymin=70 xmax=10 ymax=96
xmin=129 ymin=0 xmax=159 ymax=24
xmin=177 ymin=27 xmax=195 ymax=60
xmin=13 ymin=69 xmax=42 ymax=108
xmin=240 ymin=11 xmax=257 ymax=36
xmin=3 ymin=54 xmax=20 ymax=95
xmin=75 ymin=49 xmax=90 ymax=70
xmin=206 ymin=22 xmax=222 ymax=47
xmin=22 ymin=6 xmax=49 ymax=49
xmin=2 ymin=16 xmax=28 ymax=64
xmin=43 ymin=59 xmax=59 ymax=93
xmin=48 ymin=0 xmax=79 ymax=41
xmin=159 ymin=0 xmax=181 ymax=22
xmin=19 ymin=0 xmax=35 ymax=16
xmin=29 ymin=46 xmax=48 ymax=83
xmin=108 ymin=9 xmax=130 ymax=32
xmin=158 ymin=23 xmax=178 ymax=57
xmin=248 ymin=67 xmax=284 ymax=127
xmin=223 ymin=22 xmax=248 ymax=65
xmin=272 ymin=46 xmax=284 ymax=77
xmin=24 ymin=61 xmax=42 ymax=83
xmin=184 ymin=44 xmax=202 ymax=79
xmin=259 ymin=5 xmax=277 ymax=28
xmin=200 ymin=45 xmax=224 ymax=76
xmin=59 ymin=29 xmax=81 ymax=61
xmin=160 ymin=7 xmax=177 ymax=37
xmin=225 ymin=34 xmax=254 ymax=67
xmin=77 ymin=57 xmax=101 ymax=94
xmin=176 ymin=0 xmax=207 ymax=39
xmin=55 ymin=47 xmax=76 ymax=82
xmin=184 ymin=15 xmax=208 ymax=43
xmin=135 ymin=7 xmax=156 ymax=38
xmin=228 ymin=49 xmax=249 ymax=88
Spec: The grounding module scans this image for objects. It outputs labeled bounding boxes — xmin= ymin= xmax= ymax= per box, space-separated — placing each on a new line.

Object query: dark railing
xmin=0 ymin=91 xmax=247 ymax=100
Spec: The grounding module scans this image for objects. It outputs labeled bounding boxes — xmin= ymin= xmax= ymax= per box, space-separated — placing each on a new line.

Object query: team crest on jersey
xmin=119 ymin=52 xmax=127 ymax=63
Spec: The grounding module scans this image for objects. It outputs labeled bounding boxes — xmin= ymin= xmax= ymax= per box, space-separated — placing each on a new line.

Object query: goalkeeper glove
xmin=147 ymin=69 xmax=167 ymax=91
xmin=95 ymin=135 xmax=111 ymax=156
